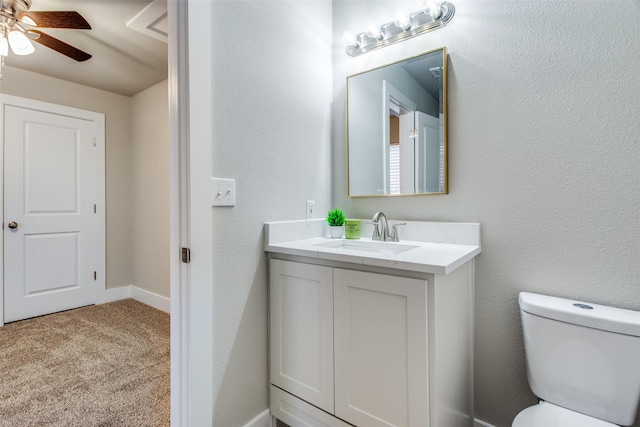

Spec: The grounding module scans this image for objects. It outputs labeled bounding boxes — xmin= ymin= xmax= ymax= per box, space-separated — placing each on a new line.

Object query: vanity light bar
xmin=344 ymin=2 xmax=455 ymax=57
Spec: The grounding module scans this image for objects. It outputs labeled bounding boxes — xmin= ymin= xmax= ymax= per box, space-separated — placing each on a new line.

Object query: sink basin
xmin=314 ymin=239 xmax=419 ymax=255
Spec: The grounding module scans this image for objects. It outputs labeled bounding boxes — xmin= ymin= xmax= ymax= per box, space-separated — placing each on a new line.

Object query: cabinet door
xmin=334 ymin=269 xmax=428 ymax=427
xmin=270 ymin=260 xmax=334 ymax=413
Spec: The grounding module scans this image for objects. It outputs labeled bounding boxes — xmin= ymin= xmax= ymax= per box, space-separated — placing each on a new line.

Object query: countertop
xmin=264 ymin=219 xmax=481 ymax=275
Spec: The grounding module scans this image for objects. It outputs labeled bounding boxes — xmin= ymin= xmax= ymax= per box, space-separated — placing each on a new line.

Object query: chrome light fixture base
xmin=345 ymin=2 xmax=455 ymax=57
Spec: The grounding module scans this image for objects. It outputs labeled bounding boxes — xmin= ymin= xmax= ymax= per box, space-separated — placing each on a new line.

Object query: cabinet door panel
xmin=334 ymin=269 xmax=428 ymax=427
xmin=270 ymin=260 xmax=334 ymax=413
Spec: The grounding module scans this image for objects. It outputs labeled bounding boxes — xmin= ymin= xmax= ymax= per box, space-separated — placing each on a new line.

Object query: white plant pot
xmin=329 ymin=225 xmax=344 ymax=239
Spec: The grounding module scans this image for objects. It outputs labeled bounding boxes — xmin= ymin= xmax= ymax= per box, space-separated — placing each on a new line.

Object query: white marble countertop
xmin=264 ymin=219 xmax=481 ymax=275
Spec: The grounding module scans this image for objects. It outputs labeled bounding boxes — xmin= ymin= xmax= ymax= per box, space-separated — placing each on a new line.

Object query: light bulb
xmin=19 ymin=16 xmax=37 ymax=26
xmin=394 ymin=10 xmax=411 ymax=31
xmin=424 ymin=0 xmax=444 ymax=20
xmin=0 ymin=36 xmax=8 ymax=56
xmin=365 ymin=22 xmax=382 ymax=40
xmin=8 ymin=30 xmax=35 ymax=55
xmin=342 ymin=31 xmax=358 ymax=48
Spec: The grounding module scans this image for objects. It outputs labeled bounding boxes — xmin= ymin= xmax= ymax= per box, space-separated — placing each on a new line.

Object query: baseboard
xmin=475 ymin=419 xmax=497 ymax=427
xmin=97 ymin=285 xmax=170 ymax=314
xmin=130 ymin=285 xmax=170 ymax=313
xmin=97 ymin=285 xmax=132 ymax=304
xmin=244 ymin=409 xmax=271 ymax=427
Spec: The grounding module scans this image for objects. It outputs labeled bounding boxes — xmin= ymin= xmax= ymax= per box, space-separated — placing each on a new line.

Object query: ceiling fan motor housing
xmin=2 ymin=0 xmax=32 ymax=15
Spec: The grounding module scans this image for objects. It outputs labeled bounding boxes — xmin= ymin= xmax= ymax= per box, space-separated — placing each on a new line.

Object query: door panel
xmin=414 ymin=111 xmax=440 ymax=193
xmin=25 ymin=232 xmax=80 ymax=295
xmin=25 ymin=123 xmax=79 ymax=213
xmin=270 ymin=259 xmax=335 ymax=414
xmin=4 ymin=104 xmax=97 ymax=323
xmin=334 ymin=269 xmax=429 ymax=427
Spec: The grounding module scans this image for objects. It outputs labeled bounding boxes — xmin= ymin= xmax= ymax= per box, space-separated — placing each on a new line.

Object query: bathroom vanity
xmin=265 ymin=219 xmax=481 ymax=427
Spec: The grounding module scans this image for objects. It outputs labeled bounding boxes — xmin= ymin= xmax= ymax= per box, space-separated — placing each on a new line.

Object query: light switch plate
xmin=212 ymin=178 xmax=236 ymax=206
xmin=306 ymin=200 xmax=315 ymax=219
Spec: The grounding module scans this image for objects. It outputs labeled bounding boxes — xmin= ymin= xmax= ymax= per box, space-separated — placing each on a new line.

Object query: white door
xmin=3 ymin=103 xmax=99 ymax=323
xmin=414 ymin=111 xmax=440 ymax=193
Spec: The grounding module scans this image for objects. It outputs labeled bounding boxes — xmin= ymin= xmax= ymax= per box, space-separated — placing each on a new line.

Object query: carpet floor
xmin=0 ymin=299 xmax=170 ymax=426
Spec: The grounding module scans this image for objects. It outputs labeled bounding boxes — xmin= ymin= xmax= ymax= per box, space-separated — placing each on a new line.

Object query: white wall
xmin=188 ymin=0 xmax=333 ymax=425
xmin=131 ymin=81 xmax=170 ymax=298
xmin=333 ymin=1 xmax=640 ymax=426
xmin=0 ymin=66 xmax=133 ymax=290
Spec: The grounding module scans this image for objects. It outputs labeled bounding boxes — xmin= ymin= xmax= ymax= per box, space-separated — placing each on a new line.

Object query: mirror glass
xmin=347 ymin=47 xmax=448 ymax=197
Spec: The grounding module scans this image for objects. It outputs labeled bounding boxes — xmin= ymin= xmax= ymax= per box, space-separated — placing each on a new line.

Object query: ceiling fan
xmin=0 ymin=0 xmax=92 ymax=63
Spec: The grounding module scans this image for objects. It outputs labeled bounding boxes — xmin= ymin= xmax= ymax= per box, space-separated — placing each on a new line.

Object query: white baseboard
xmin=130 ymin=285 xmax=170 ymax=313
xmin=475 ymin=419 xmax=497 ymax=427
xmin=244 ymin=409 xmax=271 ymax=427
xmin=97 ymin=285 xmax=132 ymax=304
xmin=97 ymin=284 xmax=170 ymax=313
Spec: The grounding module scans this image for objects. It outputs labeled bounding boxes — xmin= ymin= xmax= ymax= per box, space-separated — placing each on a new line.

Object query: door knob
xmin=7 ymin=221 xmax=18 ymax=229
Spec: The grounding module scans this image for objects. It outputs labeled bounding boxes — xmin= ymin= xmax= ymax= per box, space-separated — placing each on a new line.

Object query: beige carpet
xmin=0 ymin=299 xmax=170 ymax=426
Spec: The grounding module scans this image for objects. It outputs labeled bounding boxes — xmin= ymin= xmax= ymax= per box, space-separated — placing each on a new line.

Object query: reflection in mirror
xmin=347 ymin=47 xmax=447 ymax=197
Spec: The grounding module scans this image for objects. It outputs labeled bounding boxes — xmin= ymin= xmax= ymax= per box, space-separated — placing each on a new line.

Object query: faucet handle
xmin=389 ymin=222 xmax=406 ymax=242
xmin=368 ymin=221 xmax=382 ymax=241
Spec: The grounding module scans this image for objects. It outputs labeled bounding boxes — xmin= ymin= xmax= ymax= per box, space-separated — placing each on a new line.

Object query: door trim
xmin=168 ymin=0 xmax=193 ymax=425
xmin=0 ymin=94 xmax=106 ymax=327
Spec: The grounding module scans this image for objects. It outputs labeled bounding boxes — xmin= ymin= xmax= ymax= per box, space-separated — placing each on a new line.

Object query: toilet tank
xmin=519 ymin=292 xmax=640 ymax=426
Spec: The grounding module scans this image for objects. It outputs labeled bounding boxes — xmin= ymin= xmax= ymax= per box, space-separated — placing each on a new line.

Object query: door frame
xmin=383 ymin=80 xmax=416 ymax=195
xmin=170 ymin=0 xmax=217 ymax=425
xmin=0 ymin=1 xmax=200 ymax=423
xmin=0 ymin=95 xmax=106 ymax=327
xmin=168 ymin=0 xmax=190 ymax=424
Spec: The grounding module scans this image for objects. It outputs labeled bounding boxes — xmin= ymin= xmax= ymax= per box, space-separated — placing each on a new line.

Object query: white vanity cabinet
xmin=270 ymin=258 xmax=475 ymax=427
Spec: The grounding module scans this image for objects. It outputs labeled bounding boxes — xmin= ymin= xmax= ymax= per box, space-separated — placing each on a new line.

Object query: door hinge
xmin=181 ymin=247 xmax=191 ymax=264
xmin=94 ymin=271 xmax=97 ymax=280
xmin=409 ymin=129 xmax=418 ymax=139
xmin=93 ymin=137 xmax=97 ymax=147
xmin=94 ymin=204 xmax=97 ymax=213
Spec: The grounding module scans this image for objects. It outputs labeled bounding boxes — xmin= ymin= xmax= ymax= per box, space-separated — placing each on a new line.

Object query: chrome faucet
xmin=371 ymin=211 xmax=389 ymax=241
xmin=371 ymin=211 xmax=406 ymax=242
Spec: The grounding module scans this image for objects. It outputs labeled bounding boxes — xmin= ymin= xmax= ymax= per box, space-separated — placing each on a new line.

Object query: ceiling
xmin=3 ymin=0 xmax=168 ymax=97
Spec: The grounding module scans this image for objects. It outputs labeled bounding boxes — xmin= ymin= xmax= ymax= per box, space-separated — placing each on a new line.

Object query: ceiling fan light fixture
xmin=8 ymin=29 xmax=34 ymax=55
xmin=19 ymin=15 xmax=37 ymax=26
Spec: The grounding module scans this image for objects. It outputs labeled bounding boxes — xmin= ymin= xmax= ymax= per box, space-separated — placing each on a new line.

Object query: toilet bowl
xmin=513 ymin=401 xmax=618 ymax=427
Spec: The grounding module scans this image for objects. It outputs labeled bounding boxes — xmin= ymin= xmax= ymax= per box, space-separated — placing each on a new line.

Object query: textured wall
xmin=332 ymin=1 xmax=640 ymax=426
xmin=131 ymin=81 xmax=170 ymax=298
xmin=0 ymin=66 xmax=133 ymax=291
xmin=204 ymin=1 xmax=333 ymax=425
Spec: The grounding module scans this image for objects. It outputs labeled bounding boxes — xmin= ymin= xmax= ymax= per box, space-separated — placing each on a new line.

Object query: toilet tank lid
xmin=519 ymin=292 xmax=640 ymax=337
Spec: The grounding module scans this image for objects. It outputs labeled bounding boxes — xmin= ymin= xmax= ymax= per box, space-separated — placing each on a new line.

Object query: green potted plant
xmin=326 ymin=208 xmax=346 ymax=238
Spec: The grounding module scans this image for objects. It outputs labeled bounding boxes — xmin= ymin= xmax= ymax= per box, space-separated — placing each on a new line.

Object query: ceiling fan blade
xmin=18 ymin=11 xmax=91 ymax=29
xmin=29 ymin=30 xmax=92 ymax=62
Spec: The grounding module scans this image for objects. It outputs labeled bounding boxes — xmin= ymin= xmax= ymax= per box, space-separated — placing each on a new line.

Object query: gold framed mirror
xmin=347 ymin=47 xmax=448 ymax=197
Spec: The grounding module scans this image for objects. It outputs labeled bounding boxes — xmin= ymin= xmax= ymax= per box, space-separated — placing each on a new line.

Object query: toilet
xmin=513 ymin=292 xmax=640 ymax=427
